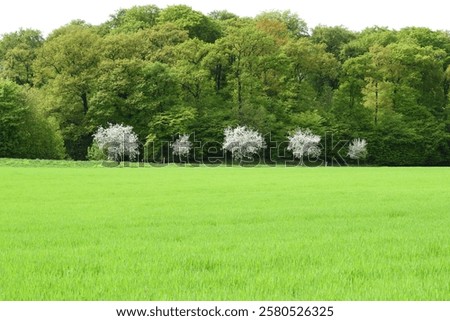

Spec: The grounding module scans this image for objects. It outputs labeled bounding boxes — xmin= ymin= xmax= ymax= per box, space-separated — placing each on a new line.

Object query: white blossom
xmin=222 ymin=126 xmax=266 ymax=161
xmin=92 ymin=123 xmax=139 ymax=161
xmin=172 ymin=134 xmax=192 ymax=157
xmin=287 ymin=128 xmax=321 ymax=159
xmin=347 ymin=138 xmax=368 ymax=160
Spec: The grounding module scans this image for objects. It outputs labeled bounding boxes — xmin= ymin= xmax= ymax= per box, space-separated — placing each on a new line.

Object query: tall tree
xmin=101 ymin=5 xmax=160 ymax=33
xmin=34 ymin=23 xmax=102 ymax=159
xmin=256 ymin=10 xmax=309 ymax=38
xmin=89 ymin=59 xmax=180 ymax=139
xmin=170 ymin=38 xmax=214 ymax=108
xmin=216 ymin=23 xmax=280 ymax=131
xmin=283 ymin=37 xmax=339 ymax=113
xmin=311 ymin=25 xmax=356 ymax=61
xmin=0 ymin=79 xmax=28 ymax=155
xmin=0 ymin=80 xmax=64 ymax=159
xmin=0 ymin=29 xmax=44 ymax=86
xmin=341 ymin=27 xmax=398 ymax=60
xmin=157 ymin=5 xmax=221 ymax=43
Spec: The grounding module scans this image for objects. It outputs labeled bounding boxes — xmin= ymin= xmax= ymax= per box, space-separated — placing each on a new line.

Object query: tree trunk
xmin=237 ymin=71 xmax=243 ymax=112
xmin=374 ymin=81 xmax=379 ymax=126
xmin=215 ymin=64 xmax=222 ymax=91
xmin=81 ymin=92 xmax=88 ymax=115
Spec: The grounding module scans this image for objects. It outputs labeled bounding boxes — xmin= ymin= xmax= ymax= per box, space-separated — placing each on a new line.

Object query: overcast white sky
xmin=0 ymin=0 xmax=448 ymax=36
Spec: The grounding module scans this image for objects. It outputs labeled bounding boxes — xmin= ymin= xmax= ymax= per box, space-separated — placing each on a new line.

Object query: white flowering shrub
xmin=172 ymin=134 xmax=192 ymax=158
xmin=92 ymin=123 xmax=139 ymax=162
xmin=287 ymin=128 xmax=321 ymax=160
xmin=347 ymin=138 xmax=368 ymax=164
xmin=223 ymin=126 xmax=266 ymax=161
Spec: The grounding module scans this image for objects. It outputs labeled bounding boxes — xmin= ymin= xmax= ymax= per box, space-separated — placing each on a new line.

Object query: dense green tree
xmin=0 ymin=29 xmax=43 ymax=85
xmin=282 ymin=37 xmax=339 ymax=115
xmin=101 ymin=32 xmax=144 ymax=61
xmin=380 ymin=42 xmax=446 ymax=118
xmin=217 ymin=23 xmax=278 ymax=111
xmin=18 ymin=88 xmax=66 ymax=159
xmin=157 ymin=5 xmax=221 ymax=43
xmin=341 ymin=27 xmax=398 ymax=59
xmin=89 ymin=60 xmax=180 ymax=139
xmin=368 ymin=113 xmax=447 ymax=165
xmin=311 ymin=25 xmax=356 ymax=60
xmin=0 ymin=5 xmax=448 ymax=165
xmin=33 ymin=24 xmax=102 ymax=159
xmin=208 ymin=10 xmax=239 ymax=21
xmin=146 ymin=106 xmax=197 ymax=162
xmin=136 ymin=23 xmax=189 ymax=63
xmin=0 ymin=79 xmax=28 ymax=155
xmin=256 ymin=10 xmax=309 ymax=38
xmin=0 ymin=80 xmax=64 ymax=159
xmin=341 ymin=41 xmax=447 ymax=125
xmin=101 ymin=5 xmax=160 ymax=33
xmin=170 ymin=39 xmax=214 ymax=108
xmin=255 ymin=18 xmax=290 ymax=46
xmin=398 ymin=27 xmax=450 ymax=59
xmin=88 ymin=58 xmax=148 ymax=135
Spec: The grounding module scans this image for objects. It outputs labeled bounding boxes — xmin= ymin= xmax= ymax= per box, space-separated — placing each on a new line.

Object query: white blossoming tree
xmin=287 ymin=128 xmax=321 ymax=164
xmin=172 ymin=134 xmax=192 ymax=159
xmin=92 ymin=123 xmax=139 ymax=162
xmin=223 ymin=126 xmax=266 ymax=162
xmin=347 ymin=138 xmax=368 ymax=165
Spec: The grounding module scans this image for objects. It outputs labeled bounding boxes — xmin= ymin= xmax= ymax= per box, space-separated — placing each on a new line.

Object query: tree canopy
xmin=0 ymin=5 xmax=449 ymax=165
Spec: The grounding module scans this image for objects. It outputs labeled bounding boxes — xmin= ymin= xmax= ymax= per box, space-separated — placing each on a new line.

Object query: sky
xmin=0 ymin=0 xmax=448 ymax=36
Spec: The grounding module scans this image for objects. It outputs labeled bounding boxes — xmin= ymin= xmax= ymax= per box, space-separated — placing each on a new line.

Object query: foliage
xmin=33 ymin=24 xmax=102 ymax=159
xmin=311 ymin=25 xmax=356 ymax=60
xmin=222 ymin=126 xmax=266 ymax=161
xmin=146 ymin=106 xmax=196 ymax=162
xmin=256 ymin=10 xmax=309 ymax=38
xmin=92 ymin=123 xmax=139 ymax=161
xmin=208 ymin=10 xmax=238 ymax=21
xmin=0 ymin=80 xmax=64 ymax=159
xmin=19 ymin=89 xmax=66 ymax=159
xmin=0 ymin=4 xmax=449 ymax=165
xmin=103 ymin=5 xmax=160 ymax=33
xmin=368 ymin=113 xmax=447 ymax=166
xmin=157 ymin=5 xmax=221 ymax=43
xmin=287 ymin=128 xmax=321 ymax=160
xmin=347 ymin=138 xmax=368 ymax=162
xmin=171 ymin=134 xmax=192 ymax=157
xmin=0 ymin=29 xmax=43 ymax=85
xmin=87 ymin=143 xmax=105 ymax=161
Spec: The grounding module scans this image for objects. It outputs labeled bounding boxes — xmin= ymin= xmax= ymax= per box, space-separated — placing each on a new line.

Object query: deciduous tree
xmin=347 ymin=138 xmax=368 ymax=165
xmin=0 ymin=29 xmax=43 ymax=85
xmin=223 ymin=126 xmax=266 ymax=161
xmin=172 ymin=134 xmax=192 ymax=158
xmin=92 ymin=123 xmax=139 ymax=162
xmin=287 ymin=128 xmax=321 ymax=163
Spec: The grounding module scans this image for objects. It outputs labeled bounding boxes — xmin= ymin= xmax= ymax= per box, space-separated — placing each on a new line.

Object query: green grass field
xmin=0 ymin=162 xmax=449 ymax=300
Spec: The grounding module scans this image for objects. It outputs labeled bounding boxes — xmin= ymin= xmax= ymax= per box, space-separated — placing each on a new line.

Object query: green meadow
xmin=0 ymin=162 xmax=449 ymax=300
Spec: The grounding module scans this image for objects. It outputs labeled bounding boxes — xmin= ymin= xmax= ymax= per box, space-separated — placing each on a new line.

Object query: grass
xmin=0 ymin=162 xmax=449 ymax=300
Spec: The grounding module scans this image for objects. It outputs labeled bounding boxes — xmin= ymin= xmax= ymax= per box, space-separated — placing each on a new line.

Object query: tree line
xmin=0 ymin=4 xmax=449 ymax=165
